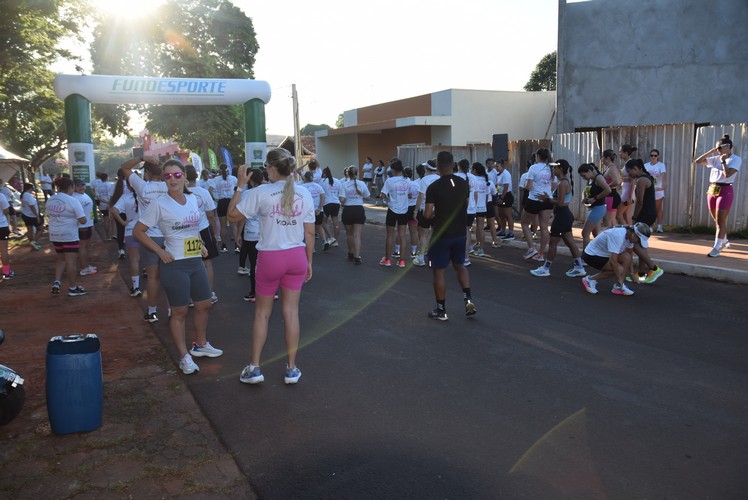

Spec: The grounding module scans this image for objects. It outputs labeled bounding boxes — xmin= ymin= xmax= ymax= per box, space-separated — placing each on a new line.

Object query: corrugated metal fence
xmin=397 ymin=123 xmax=746 ymax=231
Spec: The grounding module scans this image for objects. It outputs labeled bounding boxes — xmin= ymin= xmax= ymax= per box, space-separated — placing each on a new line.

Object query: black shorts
xmin=216 ymin=198 xmax=231 ymax=217
xmin=550 ymin=207 xmax=574 ymax=236
xmin=406 ymin=205 xmax=416 ymax=221
xmin=416 ymin=210 xmax=431 ymax=229
xmin=200 ymin=226 xmax=219 ymax=260
xmin=582 ymin=251 xmax=609 ymax=270
xmin=634 ymin=212 xmax=657 ymax=227
xmin=341 ymin=205 xmax=366 ymax=225
xmin=323 ymin=203 xmax=340 ymax=217
xmin=7 ymin=206 xmax=15 ymax=216
xmin=466 ymin=213 xmax=476 ymax=227
xmin=385 ymin=209 xmax=409 ymax=227
xmin=0 ymin=226 xmax=9 ymax=240
xmin=78 ymin=227 xmax=93 ymax=241
xmin=497 ymin=192 xmax=514 ymax=208
xmin=315 ymin=211 xmax=324 ymax=225
xmin=21 ymin=214 xmax=40 ymax=227
xmin=475 ymin=211 xmax=489 ymax=218
xmin=524 ymin=199 xmax=553 ymax=215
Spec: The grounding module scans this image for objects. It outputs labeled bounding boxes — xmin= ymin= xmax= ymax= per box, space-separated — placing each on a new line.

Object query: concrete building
xmin=315 ymin=89 xmax=556 ymax=174
xmin=557 ymin=0 xmax=748 ymax=132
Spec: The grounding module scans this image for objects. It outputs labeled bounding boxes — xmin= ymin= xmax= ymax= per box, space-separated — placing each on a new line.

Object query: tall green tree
xmin=524 ymin=51 xmax=557 ymax=91
xmin=90 ymin=0 xmax=260 ymax=161
xmin=0 ymin=0 xmax=86 ymax=168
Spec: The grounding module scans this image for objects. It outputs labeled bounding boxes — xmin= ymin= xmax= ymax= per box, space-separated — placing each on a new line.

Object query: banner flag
xmin=190 ymin=152 xmax=203 ymax=173
xmin=220 ymin=147 xmax=234 ymax=170
xmin=207 ymin=149 xmax=218 ymax=170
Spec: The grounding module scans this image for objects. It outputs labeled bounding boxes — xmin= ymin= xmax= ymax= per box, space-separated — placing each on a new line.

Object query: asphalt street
xmin=142 ymin=224 xmax=748 ymax=499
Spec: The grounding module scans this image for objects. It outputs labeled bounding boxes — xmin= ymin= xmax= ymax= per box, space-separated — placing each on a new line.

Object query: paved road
xmin=144 ymin=224 xmax=748 ymax=499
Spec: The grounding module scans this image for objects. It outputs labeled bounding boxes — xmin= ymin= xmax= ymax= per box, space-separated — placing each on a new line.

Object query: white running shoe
xmin=237 ymin=266 xmax=250 ymax=275
xmin=523 ymin=247 xmax=539 ymax=260
xmin=190 ymin=341 xmax=223 ymax=358
xmin=612 ymin=283 xmax=635 ymax=296
xmin=565 ymin=266 xmax=587 ymax=278
xmin=582 ymin=276 xmax=598 ymax=294
xmin=707 ymin=247 xmax=720 ymax=258
xmin=530 ymin=266 xmax=550 ymax=277
xmin=179 ymin=354 xmax=199 ymax=374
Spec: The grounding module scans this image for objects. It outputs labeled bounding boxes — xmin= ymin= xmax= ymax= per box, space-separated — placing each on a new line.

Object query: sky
xmin=241 ymin=0 xmax=559 ymax=135
xmin=65 ymin=0 xmax=559 ymax=137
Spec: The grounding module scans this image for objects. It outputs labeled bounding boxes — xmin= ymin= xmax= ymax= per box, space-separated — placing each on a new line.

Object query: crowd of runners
xmin=0 ymin=135 xmax=740 ymax=380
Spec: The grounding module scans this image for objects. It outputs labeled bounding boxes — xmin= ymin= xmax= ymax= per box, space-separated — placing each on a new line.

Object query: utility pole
xmin=292 ymin=84 xmax=303 ymax=173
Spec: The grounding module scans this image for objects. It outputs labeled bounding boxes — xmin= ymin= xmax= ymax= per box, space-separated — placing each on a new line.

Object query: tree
xmin=301 ymin=123 xmax=331 ymax=135
xmin=0 ymin=0 xmax=87 ymax=169
xmin=90 ymin=0 xmax=259 ymax=161
xmin=335 ymin=113 xmax=344 ymax=128
xmin=524 ymin=51 xmax=557 ymax=92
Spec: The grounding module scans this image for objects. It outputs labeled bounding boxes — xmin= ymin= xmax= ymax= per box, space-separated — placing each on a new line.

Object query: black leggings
xmin=239 ymin=240 xmax=258 ymax=294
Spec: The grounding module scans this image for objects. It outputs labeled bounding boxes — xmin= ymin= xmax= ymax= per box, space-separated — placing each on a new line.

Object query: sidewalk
xmin=363 ymin=203 xmax=748 ymax=285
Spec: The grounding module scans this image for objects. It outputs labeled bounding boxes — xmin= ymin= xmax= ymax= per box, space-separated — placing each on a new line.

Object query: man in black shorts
xmin=423 ymin=151 xmax=476 ymax=321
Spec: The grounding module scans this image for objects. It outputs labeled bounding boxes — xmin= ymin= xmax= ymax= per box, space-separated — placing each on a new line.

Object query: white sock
xmin=148 ymin=306 xmax=157 ymax=314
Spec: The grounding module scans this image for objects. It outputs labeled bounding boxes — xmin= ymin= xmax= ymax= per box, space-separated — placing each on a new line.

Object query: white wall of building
xmin=315 ymin=132 xmax=358 ymax=178
xmin=444 ymin=89 xmax=557 ymax=144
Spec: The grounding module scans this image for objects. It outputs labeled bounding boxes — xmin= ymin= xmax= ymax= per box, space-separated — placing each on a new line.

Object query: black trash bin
xmin=46 ymin=334 xmax=103 ymax=435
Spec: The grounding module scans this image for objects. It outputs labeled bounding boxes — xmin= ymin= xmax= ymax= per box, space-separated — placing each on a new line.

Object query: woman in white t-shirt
xmin=134 ymin=159 xmax=223 ymax=375
xmin=211 ymin=163 xmax=238 ymax=253
xmin=0 ymin=191 xmax=14 ymax=279
xmin=340 ymin=165 xmax=371 ymax=265
xmin=238 ymin=169 xmax=265 ymax=301
xmin=39 ymin=173 xmax=53 ymax=200
xmin=520 ymin=148 xmax=554 ymax=261
xmin=186 ymin=165 xmax=220 ymax=303
xmin=20 ymin=183 xmax=42 ymax=250
xmin=111 ymin=174 xmax=143 ymax=297
xmin=646 ymin=149 xmax=668 ymax=232
xmin=46 ymin=177 xmax=87 ymax=296
xmin=228 ymin=148 xmax=315 ymax=385
xmin=695 ymin=134 xmax=742 ymax=257
xmin=321 ymin=166 xmax=342 ymax=248
xmin=301 ymin=170 xmax=328 ymax=251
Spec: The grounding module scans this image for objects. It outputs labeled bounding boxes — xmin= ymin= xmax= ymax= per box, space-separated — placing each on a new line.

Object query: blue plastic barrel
xmin=46 ymin=334 xmax=103 ymax=435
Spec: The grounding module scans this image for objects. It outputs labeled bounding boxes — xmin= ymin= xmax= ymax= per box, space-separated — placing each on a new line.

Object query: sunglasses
xmin=650 ymin=154 xmax=658 ymax=157
xmin=162 ymin=172 xmax=184 ymax=180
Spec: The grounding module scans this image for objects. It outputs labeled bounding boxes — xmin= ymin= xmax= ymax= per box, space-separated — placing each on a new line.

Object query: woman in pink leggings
xmin=695 ymin=134 xmax=742 ymax=258
xmin=228 ymin=148 xmax=316 ymax=385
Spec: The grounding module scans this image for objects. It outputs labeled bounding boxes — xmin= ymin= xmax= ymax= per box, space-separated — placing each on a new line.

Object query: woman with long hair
xmin=321 ymin=166 xmax=342 ymax=249
xmin=340 ymin=165 xmax=370 ymax=264
xmin=229 ymin=148 xmax=315 ymax=385
xmin=520 ymin=148 xmax=554 ymax=262
xmin=616 ymin=144 xmax=638 ymax=224
xmin=134 ymin=159 xmax=222 ymax=375
xmin=530 ymin=160 xmax=586 ymax=278
xmin=111 ymin=172 xmax=143 ymax=297
xmin=301 ymin=170 xmax=328 ymax=251
xmin=47 ymin=177 xmax=87 ymax=296
xmin=470 ymin=162 xmax=495 ymax=256
xmin=578 ymin=163 xmax=611 ymax=248
xmin=624 ymin=159 xmax=664 ymax=283
xmin=109 ymin=170 xmax=129 ymax=259
xmin=601 ymin=149 xmax=622 ymax=227
xmin=695 ymin=134 xmax=742 ymax=257
xmin=238 ymin=168 xmax=266 ymax=301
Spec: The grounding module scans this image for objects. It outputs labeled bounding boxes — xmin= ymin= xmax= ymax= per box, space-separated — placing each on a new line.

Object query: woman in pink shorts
xmin=695 ymin=134 xmax=742 ymax=258
xmin=228 ymin=148 xmax=316 ymax=385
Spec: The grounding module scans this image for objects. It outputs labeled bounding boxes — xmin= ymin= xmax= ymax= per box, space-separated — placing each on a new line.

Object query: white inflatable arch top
xmin=54 ymin=74 xmax=271 ymax=105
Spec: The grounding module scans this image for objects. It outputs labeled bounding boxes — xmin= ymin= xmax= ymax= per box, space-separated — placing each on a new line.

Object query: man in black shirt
xmin=423 ymin=151 xmax=476 ymax=321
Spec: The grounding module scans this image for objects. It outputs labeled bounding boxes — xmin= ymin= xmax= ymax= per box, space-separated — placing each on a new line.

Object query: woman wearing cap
xmin=601 ymin=150 xmax=622 ymax=227
xmin=625 ymin=159 xmax=664 ymax=283
xmin=340 ymin=165 xmax=370 ymax=265
xmin=695 ymin=134 xmax=742 ymax=258
xmin=616 ymin=144 xmax=638 ymax=225
xmin=646 ymin=149 xmax=667 ymax=232
xmin=578 ymin=163 xmax=611 ymax=249
xmin=134 ymin=159 xmax=223 ymax=375
xmin=530 ymin=160 xmax=586 ymax=278
xmin=228 ymin=148 xmax=315 ymax=385
xmin=580 ymin=223 xmax=650 ymax=296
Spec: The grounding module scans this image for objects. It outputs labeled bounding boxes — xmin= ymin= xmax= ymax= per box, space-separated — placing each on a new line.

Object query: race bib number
xmin=183 ymin=237 xmax=203 ymax=258
xmin=707 ymin=184 xmax=721 ymax=197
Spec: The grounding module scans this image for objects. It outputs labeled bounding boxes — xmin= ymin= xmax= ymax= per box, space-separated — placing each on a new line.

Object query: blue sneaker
xmin=284 ymin=365 xmax=302 ymax=384
xmin=240 ymin=364 xmax=264 ymax=384
xmin=190 ymin=341 xmax=223 ymax=358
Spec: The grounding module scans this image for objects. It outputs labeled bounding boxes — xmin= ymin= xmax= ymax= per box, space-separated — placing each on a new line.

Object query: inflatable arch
xmin=53 ymin=74 xmax=272 ymax=182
